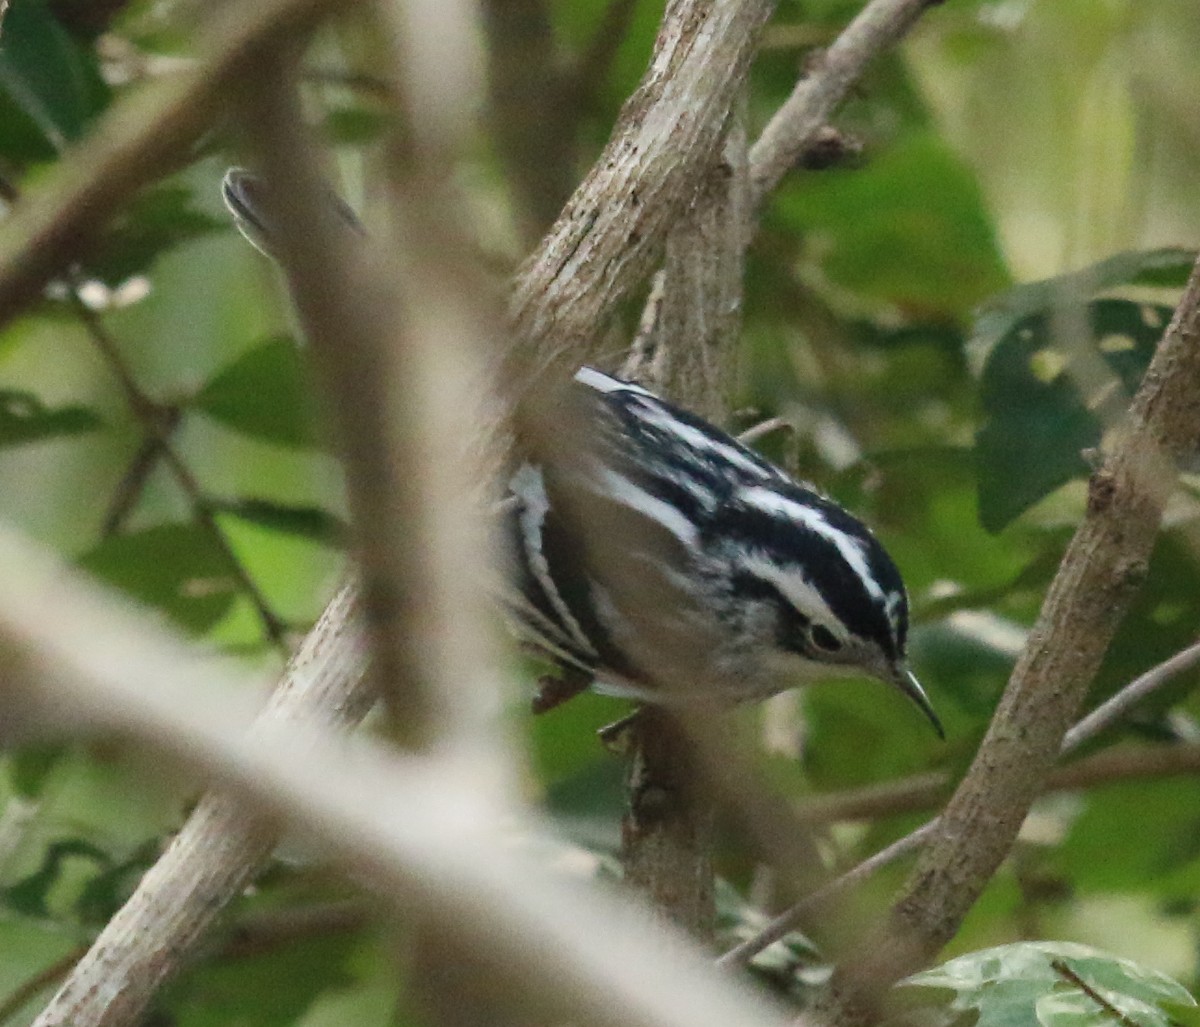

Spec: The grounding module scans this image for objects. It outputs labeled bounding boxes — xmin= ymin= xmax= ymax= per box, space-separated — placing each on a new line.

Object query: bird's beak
xmin=891 ymin=664 xmax=944 ymax=739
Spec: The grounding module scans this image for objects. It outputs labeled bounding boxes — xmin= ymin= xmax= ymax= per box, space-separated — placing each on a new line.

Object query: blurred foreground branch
xmin=30 ymin=583 xmax=372 ymax=1027
xmin=0 ymin=0 xmax=360 ymax=323
xmin=0 ymin=529 xmax=789 ymax=1027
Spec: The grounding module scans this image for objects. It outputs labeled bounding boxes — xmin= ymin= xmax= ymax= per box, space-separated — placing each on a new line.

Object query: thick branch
xmin=0 ymin=0 xmax=359 ymax=325
xmin=507 ymin=0 xmax=775 ymax=384
xmin=0 ymin=529 xmax=788 ymax=1027
xmin=816 ymin=256 xmax=1200 ymax=1026
xmin=618 ymin=110 xmax=751 ymax=938
xmin=30 ymin=584 xmax=373 ymax=1027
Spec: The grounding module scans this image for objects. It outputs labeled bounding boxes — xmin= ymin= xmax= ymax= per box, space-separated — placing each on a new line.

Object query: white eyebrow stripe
xmin=574 ymin=365 xmax=654 ymax=397
xmin=738 ymin=554 xmax=840 ymax=631
xmin=736 ymin=486 xmax=885 ymax=601
xmin=587 ymin=465 xmax=701 ymax=547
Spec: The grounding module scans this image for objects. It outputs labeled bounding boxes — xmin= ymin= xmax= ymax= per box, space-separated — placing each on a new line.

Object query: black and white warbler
xmin=220 ymin=168 xmax=942 ymax=737
xmin=507 ymin=367 xmax=942 ymax=737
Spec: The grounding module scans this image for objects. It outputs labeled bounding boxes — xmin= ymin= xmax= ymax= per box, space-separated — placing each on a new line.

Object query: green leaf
xmin=0 ymin=389 xmax=101 ymax=447
xmin=971 ymin=248 xmax=1196 ymax=358
xmin=77 ymin=524 xmax=239 ymax=632
xmin=85 ymin=184 xmax=225 ymax=287
xmin=772 ymin=133 xmax=1010 ymax=314
xmin=165 ymin=926 xmax=362 ymax=1027
xmin=194 ymin=337 xmax=322 ymax=448
xmin=2 ymin=839 xmax=110 ymax=919
xmin=210 ymin=497 xmax=346 ymax=547
xmin=1051 ymin=778 xmax=1200 ymax=893
xmin=8 ymin=743 xmax=66 ymax=798
xmin=901 ymin=942 xmax=1196 ymax=1027
xmin=974 ymin=298 xmax=1170 ymax=532
xmin=0 ymin=0 xmax=110 ymax=161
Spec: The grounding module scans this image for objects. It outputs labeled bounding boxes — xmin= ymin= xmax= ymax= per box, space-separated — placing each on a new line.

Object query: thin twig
xmin=66 ymin=287 xmax=290 ymax=651
xmin=721 ymin=623 xmax=1200 ymax=967
xmin=748 ymin=0 xmax=945 ymax=206
xmin=1064 ymin=637 xmax=1200 ymax=750
xmin=737 ymin=416 xmax=792 ymax=446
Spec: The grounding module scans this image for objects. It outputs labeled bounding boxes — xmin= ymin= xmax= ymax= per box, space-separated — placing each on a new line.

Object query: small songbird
xmin=220 ymin=167 xmax=941 ymax=737
xmin=504 ymin=367 xmax=942 ymax=737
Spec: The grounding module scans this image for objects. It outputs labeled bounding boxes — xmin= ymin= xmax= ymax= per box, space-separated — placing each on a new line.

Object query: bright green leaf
xmin=77 ymin=523 xmax=239 ymax=632
xmin=194 ymin=337 xmax=322 ymax=448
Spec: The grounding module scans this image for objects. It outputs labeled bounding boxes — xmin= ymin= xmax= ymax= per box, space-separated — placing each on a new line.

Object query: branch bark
xmin=30 ymin=584 xmax=373 ymax=1027
xmin=506 ymin=0 xmax=775 ymax=387
xmin=748 ymin=0 xmax=944 ymax=206
xmin=618 ymin=106 xmax=750 ymax=938
xmin=815 ymin=255 xmax=1200 ymax=1026
xmin=0 ymin=0 xmax=360 ymax=324
xmin=0 ymin=528 xmax=790 ymax=1027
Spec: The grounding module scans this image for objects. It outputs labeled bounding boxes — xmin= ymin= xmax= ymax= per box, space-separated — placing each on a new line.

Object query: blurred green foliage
xmin=0 ymin=0 xmax=1199 ymax=1024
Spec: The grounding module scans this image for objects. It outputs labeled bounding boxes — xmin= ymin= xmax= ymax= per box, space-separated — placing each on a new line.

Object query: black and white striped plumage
xmin=507 ymin=367 xmax=942 ymax=736
xmin=218 ymin=168 xmax=940 ymax=735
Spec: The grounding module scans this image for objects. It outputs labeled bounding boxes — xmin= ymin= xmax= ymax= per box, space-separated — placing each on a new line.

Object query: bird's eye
xmin=809 ymin=624 xmax=842 ymax=653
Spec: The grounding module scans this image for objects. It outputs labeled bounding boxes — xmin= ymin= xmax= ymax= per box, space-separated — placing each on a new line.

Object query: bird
xmin=504 ymin=366 xmax=942 ymax=737
xmin=220 ymin=167 xmax=942 ymax=737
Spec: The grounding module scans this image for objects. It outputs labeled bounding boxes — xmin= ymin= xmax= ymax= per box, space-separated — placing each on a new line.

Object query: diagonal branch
xmin=507 ymin=0 xmax=776 ymax=385
xmin=748 ymin=0 xmax=945 ymax=206
xmin=720 ymin=637 xmax=1200 ymax=968
xmin=0 ymin=0 xmax=361 ymax=326
xmin=814 ymin=254 xmax=1200 ymax=1026
xmin=0 ymin=528 xmax=789 ymax=1027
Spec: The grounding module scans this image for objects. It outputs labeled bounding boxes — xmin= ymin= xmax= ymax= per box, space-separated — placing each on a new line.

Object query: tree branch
xmin=748 ymin=0 xmax=944 ymax=206
xmin=0 ymin=528 xmax=789 ymax=1027
xmin=722 ymin=568 xmax=1200 ymax=970
xmin=30 ymin=583 xmax=374 ymax=1027
xmin=815 ymin=254 xmax=1200 ymax=1026
xmin=507 ymin=0 xmax=776 ymax=385
xmin=0 ymin=0 xmax=359 ymax=326
xmin=617 ymin=104 xmax=751 ymax=938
